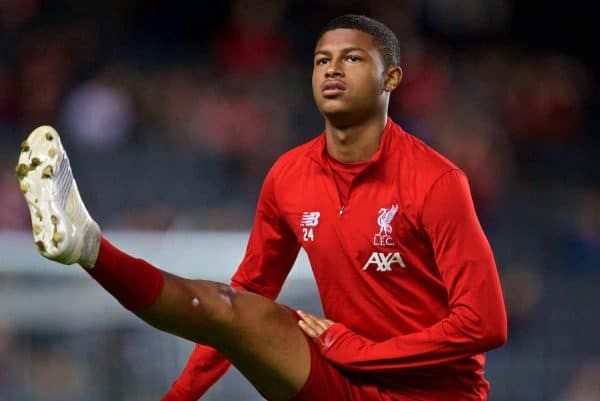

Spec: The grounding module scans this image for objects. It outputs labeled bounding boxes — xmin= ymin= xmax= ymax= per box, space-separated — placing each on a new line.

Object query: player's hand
xmin=297 ymin=310 xmax=335 ymax=338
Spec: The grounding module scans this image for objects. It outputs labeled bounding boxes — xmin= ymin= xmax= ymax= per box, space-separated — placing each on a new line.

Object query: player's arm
xmin=301 ymin=169 xmax=507 ymax=372
xmin=162 ymin=166 xmax=301 ymax=400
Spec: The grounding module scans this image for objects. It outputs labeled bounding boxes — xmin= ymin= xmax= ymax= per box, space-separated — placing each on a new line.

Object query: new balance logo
xmin=300 ymin=212 xmax=320 ymax=227
xmin=300 ymin=211 xmax=320 ymax=242
xmin=363 ymin=252 xmax=406 ymax=272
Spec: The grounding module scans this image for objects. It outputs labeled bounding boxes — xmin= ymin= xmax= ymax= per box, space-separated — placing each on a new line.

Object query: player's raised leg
xmin=141 ymin=272 xmax=311 ymax=400
xmin=16 ymin=126 xmax=311 ymax=401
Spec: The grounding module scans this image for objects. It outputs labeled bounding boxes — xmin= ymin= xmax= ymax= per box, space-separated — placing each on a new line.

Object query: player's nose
xmin=325 ymin=59 xmax=344 ymax=78
xmin=325 ymin=66 xmax=343 ymax=78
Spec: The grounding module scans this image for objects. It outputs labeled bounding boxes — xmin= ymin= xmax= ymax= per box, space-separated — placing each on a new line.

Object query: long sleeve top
xmin=162 ymin=119 xmax=507 ymax=401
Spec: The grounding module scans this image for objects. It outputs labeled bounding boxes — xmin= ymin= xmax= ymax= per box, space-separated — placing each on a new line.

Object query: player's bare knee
xmin=212 ymin=282 xmax=239 ymax=326
xmin=183 ymin=281 xmax=290 ymax=337
xmin=186 ymin=281 xmax=238 ymax=326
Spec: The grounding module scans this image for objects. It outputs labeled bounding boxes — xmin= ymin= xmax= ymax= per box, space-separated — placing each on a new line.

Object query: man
xmin=16 ymin=15 xmax=507 ymax=401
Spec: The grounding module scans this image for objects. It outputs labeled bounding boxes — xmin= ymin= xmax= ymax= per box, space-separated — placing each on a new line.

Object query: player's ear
xmin=383 ymin=66 xmax=402 ymax=92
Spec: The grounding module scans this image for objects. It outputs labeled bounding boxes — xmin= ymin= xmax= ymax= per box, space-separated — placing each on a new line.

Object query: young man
xmin=17 ymin=15 xmax=506 ymax=401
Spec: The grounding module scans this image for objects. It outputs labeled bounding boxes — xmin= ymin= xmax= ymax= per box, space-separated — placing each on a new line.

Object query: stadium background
xmin=0 ymin=1 xmax=598 ymax=400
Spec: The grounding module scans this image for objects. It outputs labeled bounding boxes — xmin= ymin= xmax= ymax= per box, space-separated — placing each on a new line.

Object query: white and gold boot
xmin=16 ymin=126 xmax=101 ymax=268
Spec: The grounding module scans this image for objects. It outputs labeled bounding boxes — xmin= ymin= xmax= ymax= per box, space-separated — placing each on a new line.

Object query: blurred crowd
xmin=0 ymin=0 xmax=597 ymax=235
xmin=0 ymin=1 xmax=598 ymax=400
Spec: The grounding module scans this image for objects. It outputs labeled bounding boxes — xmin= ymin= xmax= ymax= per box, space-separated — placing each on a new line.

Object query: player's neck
xmin=325 ymin=114 xmax=387 ymax=163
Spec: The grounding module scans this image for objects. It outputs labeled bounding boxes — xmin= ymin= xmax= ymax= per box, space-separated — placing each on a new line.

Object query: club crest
xmin=373 ymin=204 xmax=398 ymax=247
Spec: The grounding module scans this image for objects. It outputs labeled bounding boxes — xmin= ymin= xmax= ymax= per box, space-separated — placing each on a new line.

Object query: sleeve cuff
xmin=315 ymin=323 xmax=353 ymax=355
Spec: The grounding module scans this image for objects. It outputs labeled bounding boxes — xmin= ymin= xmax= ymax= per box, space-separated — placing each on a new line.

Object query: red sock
xmin=85 ymin=236 xmax=165 ymax=312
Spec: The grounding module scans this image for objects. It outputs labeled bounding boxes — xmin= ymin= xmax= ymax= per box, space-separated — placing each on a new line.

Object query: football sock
xmin=85 ymin=236 xmax=165 ymax=312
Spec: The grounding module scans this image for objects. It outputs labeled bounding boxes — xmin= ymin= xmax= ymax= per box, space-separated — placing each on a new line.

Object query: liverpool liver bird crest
xmin=377 ymin=204 xmax=399 ymax=236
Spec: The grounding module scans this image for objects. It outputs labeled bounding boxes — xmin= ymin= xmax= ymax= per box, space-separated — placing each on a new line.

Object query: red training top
xmin=163 ymin=119 xmax=507 ymax=401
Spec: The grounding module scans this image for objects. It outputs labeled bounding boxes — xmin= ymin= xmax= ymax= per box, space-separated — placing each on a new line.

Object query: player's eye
xmin=315 ymin=57 xmax=329 ymax=66
xmin=346 ymin=55 xmax=361 ymax=62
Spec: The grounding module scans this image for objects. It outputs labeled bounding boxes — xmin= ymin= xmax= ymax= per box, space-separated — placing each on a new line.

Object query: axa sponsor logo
xmin=373 ymin=204 xmax=398 ymax=247
xmin=363 ymin=251 xmax=406 ymax=272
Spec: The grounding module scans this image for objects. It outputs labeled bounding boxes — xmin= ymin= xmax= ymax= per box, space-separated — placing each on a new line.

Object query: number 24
xmin=303 ymin=228 xmax=314 ymax=241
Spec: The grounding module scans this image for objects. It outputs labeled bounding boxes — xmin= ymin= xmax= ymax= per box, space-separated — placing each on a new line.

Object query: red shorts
xmin=281 ymin=308 xmax=400 ymax=401
xmin=287 ymin=333 xmax=397 ymax=401
xmin=285 ymin=336 xmax=487 ymax=401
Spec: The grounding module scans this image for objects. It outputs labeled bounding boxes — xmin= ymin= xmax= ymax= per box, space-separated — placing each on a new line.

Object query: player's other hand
xmin=297 ymin=310 xmax=335 ymax=338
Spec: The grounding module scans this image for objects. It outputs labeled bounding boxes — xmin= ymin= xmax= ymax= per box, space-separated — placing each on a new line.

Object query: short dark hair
xmin=318 ymin=14 xmax=400 ymax=68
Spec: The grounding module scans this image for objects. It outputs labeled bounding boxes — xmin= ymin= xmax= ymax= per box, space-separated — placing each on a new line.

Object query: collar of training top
xmin=307 ymin=117 xmax=398 ymax=173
